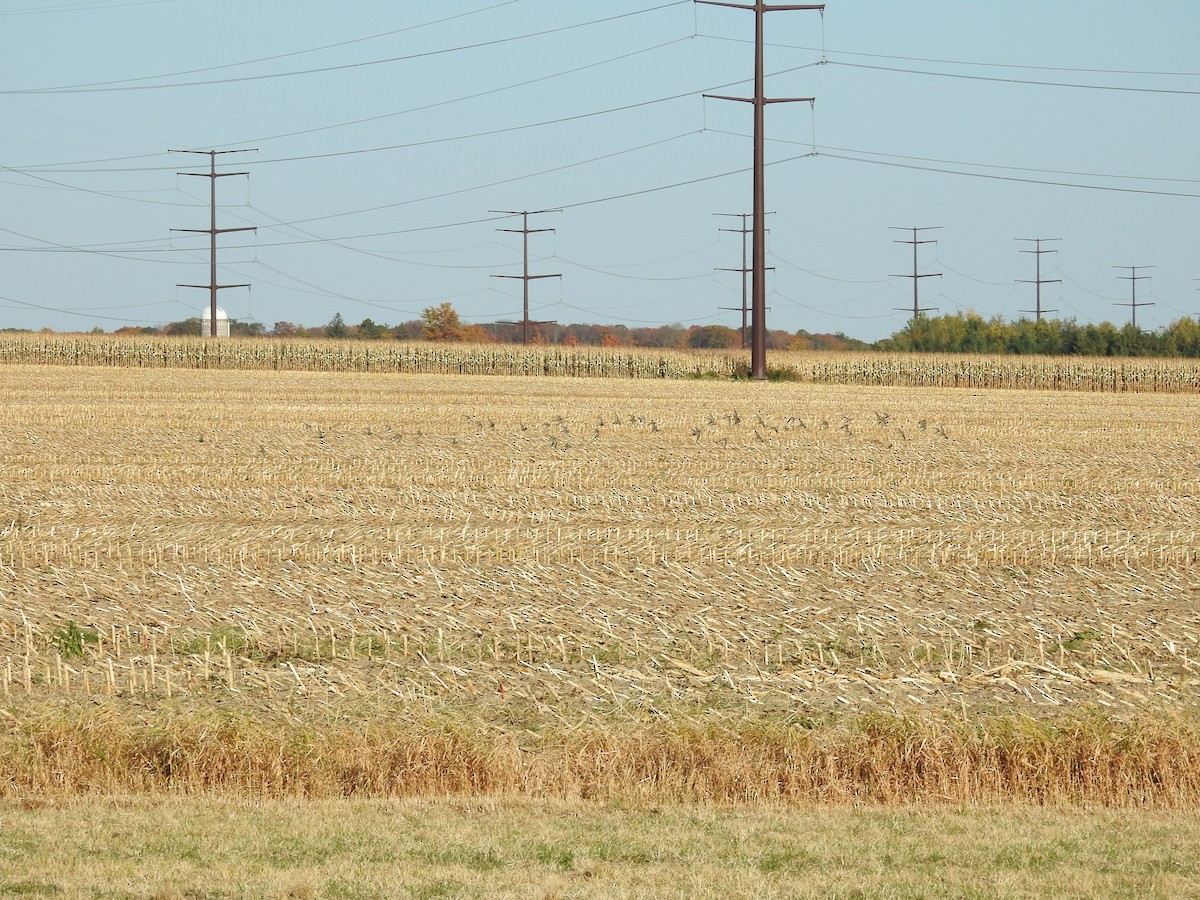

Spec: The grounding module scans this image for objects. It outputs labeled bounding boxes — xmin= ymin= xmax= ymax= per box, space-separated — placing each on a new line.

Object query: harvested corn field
xmin=3 ymin=332 xmax=1200 ymax=391
xmin=1 ymin=360 xmax=1199 ymax=804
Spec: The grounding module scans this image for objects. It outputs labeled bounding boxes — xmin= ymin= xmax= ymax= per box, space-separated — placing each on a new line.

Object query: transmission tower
xmin=698 ymin=0 xmax=822 ymax=380
xmin=715 ymin=212 xmax=774 ymax=348
xmin=1016 ymin=238 xmax=1061 ymax=321
xmin=1114 ymin=265 xmax=1154 ymax=329
xmin=170 ymin=149 xmax=257 ymax=337
xmin=890 ymin=226 xmax=941 ymax=321
xmin=490 ymin=209 xmax=561 ymax=345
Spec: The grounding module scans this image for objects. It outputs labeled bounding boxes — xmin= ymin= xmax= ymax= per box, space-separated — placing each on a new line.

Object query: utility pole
xmin=1114 ymin=265 xmax=1154 ymax=329
xmin=1016 ymin=238 xmax=1061 ymax=321
xmin=170 ymin=149 xmax=257 ymax=337
xmin=715 ymin=212 xmax=773 ymax=348
xmin=491 ymin=209 xmax=561 ymax=345
xmin=698 ymin=0 xmax=822 ymax=380
xmin=890 ymin=226 xmax=941 ymax=321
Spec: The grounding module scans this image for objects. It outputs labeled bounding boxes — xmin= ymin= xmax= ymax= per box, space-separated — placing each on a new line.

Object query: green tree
xmin=325 ymin=313 xmax=348 ymax=339
xmin=1071 ymin=322 xmax=1117 ymax=356
xmin=164 ymin=317 xmax=201 ymax=336
xmin=686 ymin=325 xmax=738 ymax=349
xmin=357 ymin=318 xmax=383 ymax=340
xmin=1165 ymin=317 xmax=1200 ymax=357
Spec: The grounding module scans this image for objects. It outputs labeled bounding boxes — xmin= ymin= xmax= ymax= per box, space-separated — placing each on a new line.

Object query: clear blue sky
xmin=2 ymin=0 xmax=1197 ymax=341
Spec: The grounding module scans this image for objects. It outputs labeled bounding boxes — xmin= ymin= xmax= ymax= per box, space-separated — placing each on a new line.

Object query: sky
xmin=1 ymin=0 xmax=1197 ymax=342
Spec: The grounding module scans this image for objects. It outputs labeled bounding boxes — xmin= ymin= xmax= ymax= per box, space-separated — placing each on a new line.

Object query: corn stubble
xmin=3 ymin=332 xmax=1200 ymax=391
xmin=1 ymin=351 xmax=1199 ymax=806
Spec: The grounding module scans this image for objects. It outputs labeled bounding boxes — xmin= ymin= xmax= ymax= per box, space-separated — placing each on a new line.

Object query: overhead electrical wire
xmin=769 ymin=249 xmax=890 ymax=285
xmin=552 ymin=255 xmax=712 ymax=282
xmin=0 ymin=161 xmax=202 ymax=207
xmin=817 ymin=150 xmax=1200 ymax=199
xmin=0 ymin=0 xmax=189 ymax=15
xmin=552 ymin=243 xmax=723 ymax=269
xmin=827 ymin=60 xmax=1200 ymax=97
xmin=0 ymin=225 xmax=193 ymax=264
xmin=770 ymin=288 xmax=901 ymax=321
xmin=9 ymin=60 xmax=822 ymax=175
xmin=5 ymin=137 xmax=792 ymax=257
xmin=941 ymin=262 xmax=1021 ymax=287
xmin=216 ymin=35 xmax=696 ymax=149
xmin=700 ymin=35 xmax=1200 ymax=79
xmin=0 ymin=292 xmax=173 ymax=324
xmin=227 ymin=57 xmax=702 ymax=168
xmin=5 ymin=1 xmax=522 ymax=82
xmin=2 ymin=2 xmax=692 ymax=95
xmin=707 ymin=131 xmax=1200 ymax=189
xmin=253 ymin=130 xmax=707 ymax=233
xmin=824 ymin=47 xmax=1200 ymax=80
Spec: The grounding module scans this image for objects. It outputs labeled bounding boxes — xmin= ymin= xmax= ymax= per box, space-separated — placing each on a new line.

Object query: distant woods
xmin=32 ymin=305 xmax=1200 ymax=358
xmin=877 ymin=312 xmax=1200 ymax=358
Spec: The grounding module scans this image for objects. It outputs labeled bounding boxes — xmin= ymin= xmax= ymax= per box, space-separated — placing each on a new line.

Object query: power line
xmin=1114 ymin=265 xmax=1154 ymax=329
xmin=228 ymin=70 xmax=700 ymax=167
xmin=696 ymin=0 xmax=822 ymax=380
xmin=3 ymin=2 xmax=692 ymax=95
xmin=714 ymin=211 xmax=776 ymax=347
xmin=215 ymin=36 xmax=694 ymax=150
xmin=0 ymin=160 xmax=199 ymax=208
xmin=701 ymin=35 xmax=1200 ymax=79
xmin=9 ymin=62 xmax=825 ymax=175
xmin=0 ymin=292 xmax=175 ymax=325
xmin=553 ymin=256 xmax=711 ymax=282
xmin=890 ymin=226 xmax=941 ymax=321
xmin=0 ymin=0 xmax=190 ymax=15
xmin=828 ymin=60 xmax=1200 ymax=97
xmin=170 ymin=149 xmax=257 ymax=337
xmin=5 ymin=1 xmax=521 ymax=81
xmin=8 ymin=146 xmax=807 ymax=257
xmin=0 ymin=225 xmax=193 ymax=264
xmin=1016 ymin=238 xmax=1061 ymax=321
xmin=818 ymin=150 xmax=1200 ymax=200
xmin=773 ymin=140 xmax=1200 ymax=187
xmin=256 ymin=131 xmax=704 ymax=230
xmin=491 ymin=210 xmax=562 ymax=345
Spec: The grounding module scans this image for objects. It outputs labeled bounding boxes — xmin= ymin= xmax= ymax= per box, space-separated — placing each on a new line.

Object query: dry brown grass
xmin=1 ymin=362 xmax=1198 ymax=806
xmin=4 ymin=704 xmax=1200 ymax=807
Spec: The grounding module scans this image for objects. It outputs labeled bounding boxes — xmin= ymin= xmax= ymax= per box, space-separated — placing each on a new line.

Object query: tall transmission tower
xmin=490 ymin=209 xmax=561 ymax=345
xmin=890 ymin=226 xmax=941 ymax=321
xmin=170 ymin=149 xmax=257 ymax=337
xmin=698 ymin=0 xmax=822 ymax=380
xmin=715 ymin=212 xmax=773 ymax=348
xmin=1015 ymin=237 xmax=1061 ymax=321
xmin=1114 ymin=265 xmax=1154 ymax=328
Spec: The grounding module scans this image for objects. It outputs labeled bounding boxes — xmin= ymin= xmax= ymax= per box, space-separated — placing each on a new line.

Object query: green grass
xmin=0 ymin=798 xmax=1197 ymax=899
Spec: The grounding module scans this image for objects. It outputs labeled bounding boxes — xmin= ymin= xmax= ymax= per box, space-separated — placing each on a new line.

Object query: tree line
xmin=877 ymin=312 xmax=1200 ymax=357
xmin=95 ymin=303 xmax=867 ymax=352
xmin=30 ymin=305 xmax=1200 ymax=357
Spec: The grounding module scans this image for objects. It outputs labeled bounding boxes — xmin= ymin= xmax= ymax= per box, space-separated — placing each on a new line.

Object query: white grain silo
xmin=200 ymin=305 xmax=230 ymax=338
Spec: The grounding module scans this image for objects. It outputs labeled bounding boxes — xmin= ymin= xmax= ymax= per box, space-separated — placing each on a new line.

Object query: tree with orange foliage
xmin=421 ymin=303 xmax=466 ymax=342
